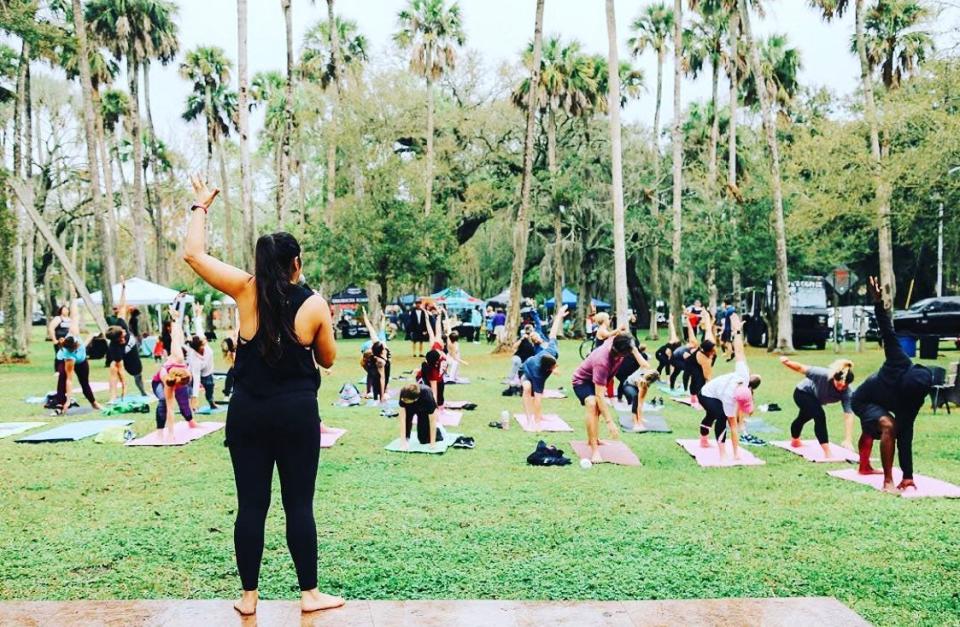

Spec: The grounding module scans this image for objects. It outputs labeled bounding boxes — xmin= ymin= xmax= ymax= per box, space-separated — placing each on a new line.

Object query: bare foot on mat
xmin=234 ymin=591 xmax=258 ymax=616
xmin=301 ymin=590 xmax=345 ymax=613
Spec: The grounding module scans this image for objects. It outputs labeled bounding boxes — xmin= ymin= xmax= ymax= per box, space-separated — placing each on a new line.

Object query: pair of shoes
xmin=488 ymin=421 xmax=503 ymax=429
xmin=740 ymin=433 xmax=767 ymax=446
xmin=452 ymin=436 xmax=475 ymax=449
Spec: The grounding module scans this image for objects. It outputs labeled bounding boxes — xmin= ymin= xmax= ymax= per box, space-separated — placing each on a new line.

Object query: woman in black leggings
xmin=183 ymin=175 xmax=342 ymax=616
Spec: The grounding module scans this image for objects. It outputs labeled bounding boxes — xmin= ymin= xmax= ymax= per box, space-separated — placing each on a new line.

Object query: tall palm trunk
xmin=325 ymin=0 xmax=341 ymax=227
xmin=93 ymin=89 xmax=118 ymax=288
xmin=425 ymin=65 xmax=435 ymax=216
xmin=854 ymin=0 xmax=894 ymax=309
xmin=606 ymin=0 xmax=629 ymax=326
xmin=128 ymin=55 xmax=147 ymax=278
xmin=669 ymin=0 xmax=684 ymax=335
xmin=8 ymin=42 xmax=30 ymax=355
xmin=727 ymin=11 xmax=741 ymax=306
xmin=649 ymin=48 xmax=665 ymax=340
xmin=280 ymin=0 xmax=294 ymax=226
xmin=706 ymin=56 xmax=720 ymax=312
xmin=500 ymin=0 xmax=545 ymax=351
xmin=738 ymin=0 xmax=793 ymax=352
xmin=204 ymin=84 xmax=214 ymax=181
xmin=217 ymin=133 xmax=233 ymax=263
xmin=548 ymin=108 xmax=563 ymax=313
xmin=237 ymin=0 xmax=254 ymax=268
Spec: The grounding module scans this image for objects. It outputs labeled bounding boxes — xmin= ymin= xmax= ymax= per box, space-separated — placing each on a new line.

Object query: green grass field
xmin=1 ymin=328 xmax=958 ymax=625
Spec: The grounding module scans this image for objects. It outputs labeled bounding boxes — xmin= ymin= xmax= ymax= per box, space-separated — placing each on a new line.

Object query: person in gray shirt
xmin=779 ymin=357 xmax=856 ymax=459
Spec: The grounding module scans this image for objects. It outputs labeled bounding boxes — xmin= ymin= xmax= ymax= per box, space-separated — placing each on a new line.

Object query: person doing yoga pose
xmin=183 ymin=175 xmax=342 ymax=615
xmin=519 ymin=305 xmax=567 ymax=430
xmin=397 ymin=383 xmax=443 ymax=448
xmin=152 ymin=307 xmax=199 ymax=436
xmin=697 ymin=314 xmax=761 ymax=461
xmin=851 ymin=276 xmax=933 ymax=493
xmin=48 ymin=304 xmax=72 ymax=371
xmin=779 ymin=356 xmax=855 ymax=458
xmin=51 ymin=293 xmax=102 ymax=414
xmin=683 ymin=310 xmax=717 ymax=405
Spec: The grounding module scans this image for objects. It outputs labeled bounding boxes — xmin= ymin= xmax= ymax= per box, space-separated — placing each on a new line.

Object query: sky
xmin=54 ymin=1 xmax=960 ymax=148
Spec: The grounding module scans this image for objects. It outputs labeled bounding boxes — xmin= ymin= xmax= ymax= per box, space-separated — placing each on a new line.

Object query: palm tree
xmin=808 ymin=0 xmax=893 ymax=309
xmin=86 ymin=0 xmax=177 ymax=279
xmin=629 ymin=2 xmax=674 ymax=339
xmin=394 ymin=0 xmax=466 ymax=216
xmin=501 ymin=0 xmax=545 ymax=350
xmin=861 ymin=0 xmax=931 ymax=90
xmin=669 ymin=0 xmax=684 ymax=335
xmin=180 ymin=46 xmax=237 ymax=262
xmin=511 ymin=36 xmax=599 ymax=310
xmin=302 ymin=12 xmax=368 ymax=226
xmin=605 ymin=0 xmax=629 ymax=325
xmin=236 ymin=0 xmax=253 ymax=268
xmin=738 ymin=0 xmax=793 ymax=351
xmin=278 ymin=0 xmax=295 ymax=225
xmin=741 ymin=33 xmax=801 ymax=115
xmin=67 ymin=0 xmax=115 ymax=315
xmin=250 ymin=70 xmax=288 ymax=221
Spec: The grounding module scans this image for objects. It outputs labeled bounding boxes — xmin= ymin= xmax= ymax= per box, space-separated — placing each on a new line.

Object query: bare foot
xmin=233 ymin=590 xmax=258 ymax=616
xmin=301 ymin=589 xmax=345 ymax=613
xmin=632 ymin=425 xmax=643 ymax=432
xmin=841 ymin=440 xmax=853 ymax=451
xmin=858 ymin=466 xmax=883 ymax=475
xmin=187 ymin=420 xmax=200 ymax=428
xmin=699 ymin=435 xmax=710 ymax=448
xmin=92 ymin=402 xmax=102 ymax=410
xmin=590 ymin=451 xmax=603 ymax=464
xmin=882 ymin=481 xmax=900 ymax=494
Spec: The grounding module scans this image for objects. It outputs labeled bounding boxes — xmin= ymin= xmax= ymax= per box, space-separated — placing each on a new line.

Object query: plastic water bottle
xmin=500 ymin=410 xmax=510 ymax=430
xmin=123 ymin=428 xmax=135 ymax=442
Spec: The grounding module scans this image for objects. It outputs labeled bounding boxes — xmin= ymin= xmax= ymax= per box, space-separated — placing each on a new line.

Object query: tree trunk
xmin=425 ymin=69 xmax=435 ymax=216
xmin=218 ymin=133 xmax=234 ymax=264
xmin=128 ymin=56 xmax=147 ymax=278
xmin=280 ymin=0 xmax=294 ymax=226
xmin=738 ymin=0 xmax=793 ymax=352
xmin=11 ymin=180 xmax=107 ymax=333
xmin=93 ymin=89 xmax=118 ymax=288
xmin=325 ymin=0 xmax=341 ymax=227
xmin=669 ymin=0 xmax=684 ymax=335
xmin=855 ymin=0 xmax=894 ymax=310
xmin=706 ymin=52 xmax=721 ymax=311
xmin=649 ymin=49 xmax=665 ymax=341
xmin=500 ymin=0 xmax=545 ymax=352
xmin=606 ymin=0 xmax=629 ymax=326
xmin=204 ymin=85 xmax=214 ymax=182
xmin=727 ymin=12 xmax=742 ymax=307
xmin=237 ymin=0 xmax=254 ymax=268
xmin=547 ymin=108 xmax=563 ymax=313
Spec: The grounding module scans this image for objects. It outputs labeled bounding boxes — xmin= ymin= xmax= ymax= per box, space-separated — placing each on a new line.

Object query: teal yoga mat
xmin=745 ymin=418 xmax=781 ymax=434
xmin=0 ymin=422 xmax=47 ymax=439
xmin=384 ymin=430 xmax=461 ymax=454
xmin=16 ymin=420 xmax=133 ymax=443
xmin=619 ymin=413 xmax=671 ymax=433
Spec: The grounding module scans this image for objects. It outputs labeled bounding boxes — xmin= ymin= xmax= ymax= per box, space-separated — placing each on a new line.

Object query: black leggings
xmin=790 ymin=388 xmax=829 ymax=444
xmin=55 ymin=359 xmax=97 ymax=408
xmin=621 ymin=382 xmax=640 ymax=414
xmin=226 ymin=389 xmax=321 ymax=592
xmin=670 ymin=364 xmax=690 ymax=391
xmin=699 ymin=394 xmax=728 ymax=442
xmin=656 ymin=355 xmax=671 ymax=377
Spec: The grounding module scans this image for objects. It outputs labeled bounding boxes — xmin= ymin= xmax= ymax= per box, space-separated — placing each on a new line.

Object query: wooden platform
xmin=0 ymin=598 xmax=869 ymax=626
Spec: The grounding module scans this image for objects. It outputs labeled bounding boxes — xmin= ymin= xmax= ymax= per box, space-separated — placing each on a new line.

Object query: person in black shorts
xmin=851 ymin=276 xmax=932 ymax=493
xmin=183 ymin=174 xmax=343 ymax=616
xmin=397 ymin=383 xmax=443 ymax=447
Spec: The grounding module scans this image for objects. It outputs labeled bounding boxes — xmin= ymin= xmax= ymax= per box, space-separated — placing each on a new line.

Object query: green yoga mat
xmin=385 ymin=430 xmax=461 ymax=454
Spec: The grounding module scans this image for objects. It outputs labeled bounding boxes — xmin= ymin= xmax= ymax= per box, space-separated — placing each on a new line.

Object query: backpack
xmin=338 ymin=383 xmax=361 ymax=406
xmin=526 ymin=440 xmax=572 ymax=466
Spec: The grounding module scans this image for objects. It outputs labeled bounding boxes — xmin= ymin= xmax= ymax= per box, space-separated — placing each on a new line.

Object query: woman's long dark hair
xmin=255 ymin=232 xmax=302 ymax=365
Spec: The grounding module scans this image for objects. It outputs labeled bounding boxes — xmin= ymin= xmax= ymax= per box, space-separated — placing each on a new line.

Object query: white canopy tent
xmin=79 ymin=277 xmax=194 ymax=333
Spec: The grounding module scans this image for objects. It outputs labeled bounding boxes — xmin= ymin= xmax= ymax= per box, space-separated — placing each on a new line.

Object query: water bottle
xmin=500 ymin=410 xmax=510 ymax=430
xmin=123 ymin=428 xmax=135 ymax=442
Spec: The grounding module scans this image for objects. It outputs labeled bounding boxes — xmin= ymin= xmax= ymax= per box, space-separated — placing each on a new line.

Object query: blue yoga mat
xmin=16 ymin=420 xmax=133 ymax=443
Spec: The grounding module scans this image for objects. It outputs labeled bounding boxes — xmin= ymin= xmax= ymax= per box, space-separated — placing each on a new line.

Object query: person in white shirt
xmin=696 ymin=313 xmax=761 ymax=461
xmin=186 ymin=334 xmax=217 ymax=410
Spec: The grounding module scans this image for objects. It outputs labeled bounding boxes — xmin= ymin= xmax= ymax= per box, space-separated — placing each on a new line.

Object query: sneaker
xmin=488 ymin=421 xmax=503 ymax=429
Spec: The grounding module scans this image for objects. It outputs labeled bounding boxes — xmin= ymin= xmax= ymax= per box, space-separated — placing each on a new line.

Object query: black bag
xmin=526 ymin=440 xmax=572 ymax=466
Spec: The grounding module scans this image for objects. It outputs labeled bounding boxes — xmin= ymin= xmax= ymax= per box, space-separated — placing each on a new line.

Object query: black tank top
xmin=233 ymin=284 xmax=320 ymax=398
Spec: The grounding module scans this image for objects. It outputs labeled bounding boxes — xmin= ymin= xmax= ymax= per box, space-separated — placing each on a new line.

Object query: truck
xmin=741 ymin=277 xmax=831 ymax=349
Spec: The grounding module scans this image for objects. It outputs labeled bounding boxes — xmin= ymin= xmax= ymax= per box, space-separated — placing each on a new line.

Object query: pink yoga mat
xmin=675 ymin=438 xmax=765 ymax=467
xmin=570 ymin=440 xmax=641 ymax=466
xmin=412 ymin=410 xmax=462 ymax=427
xmin=671 ymin=398 xmax=700 ymax=409
xmin=542 ymin=389 xmax=567 ymax=399
xmin=89 ymin=381 xmax=109 ymax=393
xmin=125 ymin=421 xmax=224 ymax=447
xmin=320 ymin=427 xmax=347 ymax=448
xmin=828 ymin=468 xmax=960 ymax=498
xmin=770 ymin=440 xmax=858 ymax=463
xmin=514 ymin=413 xmax=573 ymax=432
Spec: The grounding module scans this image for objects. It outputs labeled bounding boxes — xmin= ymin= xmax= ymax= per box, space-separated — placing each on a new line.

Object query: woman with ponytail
xmin=183 ymin=175 xmax=340 ymax=616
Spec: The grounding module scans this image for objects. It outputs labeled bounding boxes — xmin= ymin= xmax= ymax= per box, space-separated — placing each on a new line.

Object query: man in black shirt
xmin=851 ymin=276 xmax=933 ymax=493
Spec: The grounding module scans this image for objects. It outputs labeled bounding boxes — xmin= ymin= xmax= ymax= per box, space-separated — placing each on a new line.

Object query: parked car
xmin=742 ymin=277 xmax=831 ymax=349
xmin=894 ymin=296 xmax=960 ymax=338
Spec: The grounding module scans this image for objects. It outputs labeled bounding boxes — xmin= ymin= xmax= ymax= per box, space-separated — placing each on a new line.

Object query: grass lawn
xmin=1 ymin=327 xmax=958 ymax=626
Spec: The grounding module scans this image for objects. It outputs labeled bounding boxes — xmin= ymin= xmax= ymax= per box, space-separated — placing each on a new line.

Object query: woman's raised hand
xmin=189 ymin=174 xmax=220 ymax=210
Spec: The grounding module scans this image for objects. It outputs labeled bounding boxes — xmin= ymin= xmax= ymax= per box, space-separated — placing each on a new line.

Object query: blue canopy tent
xmin=544 ymin=288 xmax=611 ymax=312
xmin=430 ymin=287 xmax=483 ymax=312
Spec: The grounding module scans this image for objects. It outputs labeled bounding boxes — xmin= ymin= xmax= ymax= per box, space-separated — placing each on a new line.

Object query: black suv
xmin=742 ymin=278 xmax=831 ymax=349
xmin=894 ymin=297 xmax=960 ymax=338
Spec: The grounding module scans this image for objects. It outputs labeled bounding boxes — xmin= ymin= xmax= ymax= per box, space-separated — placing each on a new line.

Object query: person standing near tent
xmin=183 ymin=175 xmax=342 ymax=615
xmin=406 ymin=300 xmax=428 ymax=358
xmin=48 ymin=304 xmax=72 ymax=371
xmin=470 ymin=306 xmax=482 ymax=343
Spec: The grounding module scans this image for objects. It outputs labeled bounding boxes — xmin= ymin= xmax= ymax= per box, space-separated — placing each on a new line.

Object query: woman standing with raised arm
xmin=182 ymin=175 xmax=341 ymax=616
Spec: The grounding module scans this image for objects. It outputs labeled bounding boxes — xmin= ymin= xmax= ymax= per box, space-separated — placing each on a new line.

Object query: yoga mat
xmin=385 ymin=430 xmax=461 ymax=454
xmin=56 ymin=406 xmax=94 ymax=417
xmin=657 ymin=384 xmax=686 ymax=397
xmin=444 ymin=400 xmax=473 ymax=409
xmin=671 ymin=398 xmax=698 ymax=408
xmin=770 ymin=440 xmax=858 ymax=463
xmin=0 ymin=422 xmax=46 ymax=439
xmin=619 ymin=413 xmax=671 ymax=433
xmin=613 ymin=401 xmax=663 ymax=414
xmin=125 ymin=421 xmax=224 ymax=447
xmin=542 ymin=389 xmax=567 ymax=399
xmin=570 ymin=440 xmax=641 ymax=466
xmin=745 ymin=418 xmax=781 ymax=434
xmin=675 ymin=439 xmax=766 ymax=467
xmin=107 ymin=395 xmax=156 ymax=405
xmin=410 ymin=409 xmax=463 ymax=427
xmin=828 ymin=468 xmax=960 ymax=498
xmin=17 ymin=420 xmax=133 ymax=443
xmin=24 ymin=396 xmax=47 ymax=404
xmin=195 ymin=406 xmax=227 ymax=415
xmin=444 ymin=376 xmax=470 ymax=384
xmin=366 ymin=399 xmax=399 ymax=409
xmin=320 ymin=427 xmax=347 ymax=448
xmin=333 ymin=399 xmax=361 ymax=408
xmin=514 ymin=413 xmax=574 ymax=432
xmin=89 ymin=381 xmax=109 ymax=393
